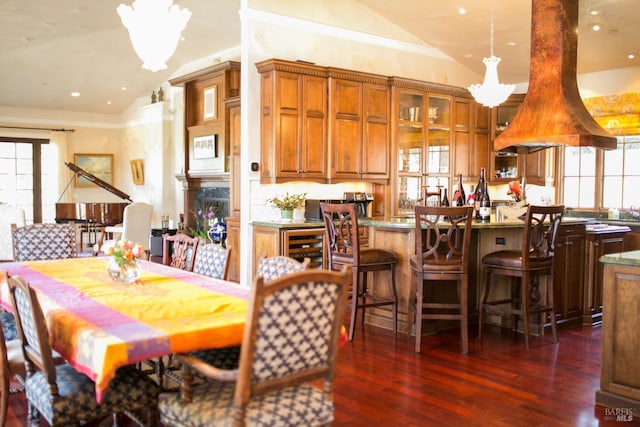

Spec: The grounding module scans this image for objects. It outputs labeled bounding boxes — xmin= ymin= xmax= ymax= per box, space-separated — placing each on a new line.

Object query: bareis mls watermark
xmin=604 ymin=407 xmax=634 ymax=422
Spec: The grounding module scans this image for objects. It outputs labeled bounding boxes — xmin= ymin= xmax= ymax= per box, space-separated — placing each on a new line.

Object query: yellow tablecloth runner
xmin=1 ymin=257 xmax=249 ymax=402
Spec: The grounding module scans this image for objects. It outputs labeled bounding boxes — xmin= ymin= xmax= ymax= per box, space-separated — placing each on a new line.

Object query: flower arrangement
xmin=507 ymin=180 xmax=522 ymax=202
xmin=103 ymin=239 xmax=145 ymax=266
xmin=191 ymin=203 xmax=220 ymax=239
xmin=267 ymin=192 xmax=307 ymax=211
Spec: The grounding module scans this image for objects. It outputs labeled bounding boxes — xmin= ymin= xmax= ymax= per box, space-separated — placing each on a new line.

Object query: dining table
xmin=0 ymin=256 xmax=250 ymax=402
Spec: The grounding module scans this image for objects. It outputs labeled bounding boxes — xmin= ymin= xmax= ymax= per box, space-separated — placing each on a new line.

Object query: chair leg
xmin=521 ymin=273 xmax=531 ymax=350
xmin=460 ymin=276 xmax=469 ymax=355
xmin=414 ymin=273 xmax=424 ymax=353
xmin=0 ymin=375 xmax=8 ymax=427
xmin=478 ymin=267 xmax=490 ymax=340
xmin=360 ymin=270 xmax=367 ymax=326
xmin=547 ymin=274 xmax=559 ymax=343
xmin=348 ymin=268 xmax=359 ymax=341
xmin=389 ymin=264 xmax=397 ymax=334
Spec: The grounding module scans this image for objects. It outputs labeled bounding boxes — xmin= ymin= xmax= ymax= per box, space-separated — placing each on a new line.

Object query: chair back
xmin=193 ymin=244 xmax=231 ymax=280
xmin=521 ymin=205 xmax=564 ymax=270
xmin=320 ymin=203 xmax=361 ymax=267
xmin=256 ymin=255 xmax=311 ymax=283
xmin=121 ymin=202 xmax=153 ymax=248
xmin=234 ymin=268 xmax=350 ymax=408
xmin=422 ymin=188 xmax=442 ymax=207
xmin=163 ymin=233 xmax=200 ymax=271
xmin=413 ymin=205 xmax=473 ymax=275
xmin=6 ymin=275 xmax=58 ymax=385
xmin=12 ymin=223 xmax=76 ymax=261
xmin=0 ymin=204 xmax=25 ymax=261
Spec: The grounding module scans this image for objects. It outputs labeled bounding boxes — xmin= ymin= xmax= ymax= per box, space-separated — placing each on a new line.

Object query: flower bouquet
xmin=267 ymin=192 xmax=307 ymax=221
xmin=103 ymin=239 xmax=145 ymax=283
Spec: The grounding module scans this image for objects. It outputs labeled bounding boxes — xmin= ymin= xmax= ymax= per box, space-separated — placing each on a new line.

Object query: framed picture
xmin=203 ymin=86 xmax=217 ymax=119
xmin=130 ymin=159 xmax=144 ymax=185
xmin=74 ymin=153 xmax=113 ymax=187
xmin=193 ymin=134 xmax=218 ymax=159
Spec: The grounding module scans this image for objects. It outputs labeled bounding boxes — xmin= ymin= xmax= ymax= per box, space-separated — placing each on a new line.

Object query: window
xmin=562 ymin=136 xmax=640 ymax=209
xmin=603 ymin=135 xmax=640 ymax=209
xmin=0 ymin=138 xmax=53 ymax=224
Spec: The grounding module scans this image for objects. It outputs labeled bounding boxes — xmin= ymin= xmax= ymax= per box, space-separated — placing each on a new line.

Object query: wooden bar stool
xmin=478 ymin=205 xmax=564 ymax=349
xmin=410 ymin=205 xmax=473 ymax=354
xmin=320 ymin=202 xmax=398 ymax=340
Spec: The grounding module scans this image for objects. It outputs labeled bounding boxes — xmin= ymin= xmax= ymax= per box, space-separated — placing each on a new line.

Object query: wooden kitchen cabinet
xmin=453 ymin=97 xmax=490 ymax=182
xmin=329 ymin=70 xmax=390 ymax=183
xmin=256 ymin=59 xmax=328 ymax=183
xmin=490 ymin=93 xmax=546 ymax=185
xmin=583 ymin=227 xmax=629 ymax=326
xmin=552 ymin=223 xmax=586 ymax=328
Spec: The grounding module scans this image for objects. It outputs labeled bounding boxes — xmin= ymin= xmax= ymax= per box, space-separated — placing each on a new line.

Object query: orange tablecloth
xmin=0 ymin=257 xmax=249 ymax=402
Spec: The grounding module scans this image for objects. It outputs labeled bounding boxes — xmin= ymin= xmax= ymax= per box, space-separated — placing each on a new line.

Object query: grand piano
xmin=55 ymin=162 xmax=131 ymax=236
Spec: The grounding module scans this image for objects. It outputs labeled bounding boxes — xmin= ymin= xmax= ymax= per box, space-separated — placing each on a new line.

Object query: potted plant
xmin=267 ymin=192 xmax=307 ymax=222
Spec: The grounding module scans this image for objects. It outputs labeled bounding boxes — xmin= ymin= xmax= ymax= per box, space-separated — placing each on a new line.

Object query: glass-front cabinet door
xmin=396 ymin=90 xmax=451 ymax=216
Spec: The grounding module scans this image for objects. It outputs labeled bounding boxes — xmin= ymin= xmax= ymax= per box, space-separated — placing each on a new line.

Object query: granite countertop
xmin=600 ymin=250 xmax=640 ymax=267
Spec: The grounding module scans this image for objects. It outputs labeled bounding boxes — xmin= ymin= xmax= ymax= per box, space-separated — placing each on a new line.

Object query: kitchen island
xmin=253 ymin=215 xmax=594 ymax=335
xmin=596 ymin=250 xmax=640 ymax=418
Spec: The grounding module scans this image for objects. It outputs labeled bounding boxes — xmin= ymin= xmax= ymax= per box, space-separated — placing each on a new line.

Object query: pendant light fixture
xmin=117 ymin=0 xmax=191 ymax=72
xmin=468 ymin=0 xmax=515 ymax=107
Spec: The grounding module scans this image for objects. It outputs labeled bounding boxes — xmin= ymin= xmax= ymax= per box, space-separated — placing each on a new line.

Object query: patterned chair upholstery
xmin=256 ymin=255 xmax=311 ymax=283
xmin=158 ymin=268 xmax=350 ymax=427
xmin=193 ymin=244 xmax=231 ymax=280
xmin=7 ymin=275 xmax=160 ymax=427
xmin=12 ymin=223 xmax=77 ymax=261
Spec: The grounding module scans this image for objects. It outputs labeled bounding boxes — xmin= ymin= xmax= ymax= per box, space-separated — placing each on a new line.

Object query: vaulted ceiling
xmin=1 ymin=0 xmax=637 ymax=115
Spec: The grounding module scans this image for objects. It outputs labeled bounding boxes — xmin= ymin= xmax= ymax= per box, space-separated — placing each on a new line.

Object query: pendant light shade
xmin=117 ymin=0 xmax=191 ymax=72
xmin=468 ymin=0 xmax=515 ymax=107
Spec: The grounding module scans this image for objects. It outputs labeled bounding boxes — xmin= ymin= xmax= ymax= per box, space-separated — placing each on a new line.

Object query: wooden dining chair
xmin=158 ymin=268 xmax=350 ymax=427
xmin=7 ymin=274 xmax=161 ymax=427
xmin=11 ymin=222 xmax=77 ymax=261
xmin=479 ymin=205 xmax=564 ymax=349
xmin=192 ymin=243 xmax=231 ymax=280
xmin=0 ymin=314 xmax=25 ymax=427
xmin=410 ymin=205 xmax=474 ymax=354
xmin=320 ymin=202 xmax=398 ymax=340
xmin=162 ymin=232 xmax=201 ymax=271
xmin=167 ymin=255 xmax=311 ymax=389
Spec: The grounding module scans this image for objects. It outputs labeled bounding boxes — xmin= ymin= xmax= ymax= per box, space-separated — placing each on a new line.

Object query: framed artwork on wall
xmin=74 ymin=153 xmax=113 ymax=187
xmin=193 ymin=134 xmax=218 ymax=159
xmin=203 ymin=86 xmax=217 ymax=119
xmin=130 ymin=159 xmax=144 ymax=185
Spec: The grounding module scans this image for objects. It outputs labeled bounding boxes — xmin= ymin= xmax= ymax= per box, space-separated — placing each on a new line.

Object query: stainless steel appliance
xmin=343 ymin=192 xmax=373 ymax=218
xmin=304 ymin=199 xmax=344 ymax=222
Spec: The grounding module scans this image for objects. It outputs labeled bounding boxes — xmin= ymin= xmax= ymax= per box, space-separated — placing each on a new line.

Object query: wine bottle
xmin=441 ymin=188 xmax=450 ymax=207
xmin=454 ymin=174 xmax=466 ymax=207
xmin=467 ymin=185 xmax=475 ymax=206
xmin=478 ymin=181 xmax=491 ymax=222
xmin=474 ymin=167 xmax=487 ymax=219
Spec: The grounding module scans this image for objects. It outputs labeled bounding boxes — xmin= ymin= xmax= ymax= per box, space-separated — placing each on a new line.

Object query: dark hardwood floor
xmin=5 ymin=323 xmax=638 ymax=426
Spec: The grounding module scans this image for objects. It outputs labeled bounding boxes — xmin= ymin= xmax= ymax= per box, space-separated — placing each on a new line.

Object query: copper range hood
xmin=493 ymin=0 xmax=617 ymax=153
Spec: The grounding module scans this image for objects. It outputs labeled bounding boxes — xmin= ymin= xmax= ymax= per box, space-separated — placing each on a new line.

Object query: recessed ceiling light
xmin=629 ymin=54 xmax=636 ymax=60
xmin=107 ymin=101 xmax=112 ymax=105
xmin=589 ymin=9 xmax=599 ymax=16
xmin=458 ymin=8 xmax=467 ymax=15
xmin=121 ymin=86 xmax=127 ymax=91
xmin=71 ymin=92 xmax=80 ymax=97
xmin=592 ymin=24 xmax=601 ymax=31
